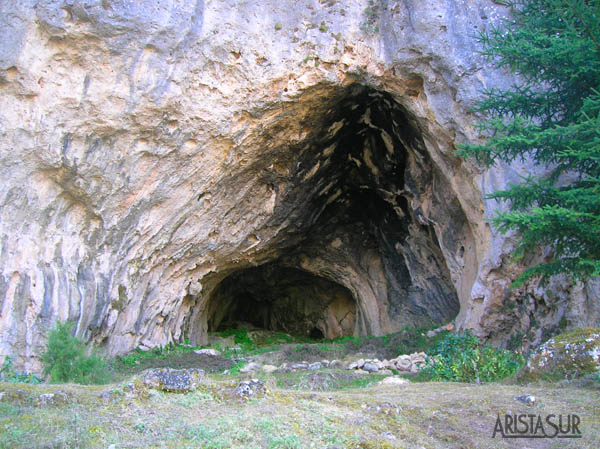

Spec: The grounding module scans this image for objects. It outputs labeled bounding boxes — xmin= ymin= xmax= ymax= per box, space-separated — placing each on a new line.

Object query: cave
xmin=190 ymin=83 xmax=465 ymax=343
xmin=207 ymin=265 xmax=356 ymax=339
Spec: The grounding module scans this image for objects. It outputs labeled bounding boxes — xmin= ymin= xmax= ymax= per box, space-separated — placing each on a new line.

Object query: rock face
xmin=0 ymin=0 xmax=599 ymax=370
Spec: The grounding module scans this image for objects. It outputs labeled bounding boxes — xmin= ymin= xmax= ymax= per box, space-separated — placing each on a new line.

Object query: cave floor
xmin=1 ymin=331 xmax=599 ymax=448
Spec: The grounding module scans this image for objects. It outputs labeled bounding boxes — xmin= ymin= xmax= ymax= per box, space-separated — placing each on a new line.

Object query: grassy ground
xmin=1 ymin=377 xmax=598 ymax=448
xmin=2 ymin=329 xmax=599 ymax=448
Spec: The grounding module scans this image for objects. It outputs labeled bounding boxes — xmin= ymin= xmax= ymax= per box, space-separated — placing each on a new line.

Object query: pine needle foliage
xmin=459 ymin=0 xmax=600 ymax=285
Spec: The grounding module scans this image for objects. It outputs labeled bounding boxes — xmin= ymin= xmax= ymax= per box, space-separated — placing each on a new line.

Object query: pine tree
xmin=459 ymin=0 xmax=600 ymax=285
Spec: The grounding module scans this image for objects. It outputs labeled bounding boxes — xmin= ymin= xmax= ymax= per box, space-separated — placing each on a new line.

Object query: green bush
xmin=42 ymin=321 xmax=111 ymax=384
xmin=419 ymin=332 xmax=524 ymax=383
xmin=0 ymin=356 xmax=42 ymax=384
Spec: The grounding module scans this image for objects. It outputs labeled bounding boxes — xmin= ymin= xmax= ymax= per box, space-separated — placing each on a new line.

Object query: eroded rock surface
xmin=1 ymin=0 xmax=598 ymax=370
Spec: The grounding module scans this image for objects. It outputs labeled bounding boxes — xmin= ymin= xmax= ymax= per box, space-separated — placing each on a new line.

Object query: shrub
xmin=419 ymin=332 xmax=524 ymax=383
xmin=42 ymin=321 xmax=111 ymax=384
xmin=0 ymin=356 xmax=42 ymax=384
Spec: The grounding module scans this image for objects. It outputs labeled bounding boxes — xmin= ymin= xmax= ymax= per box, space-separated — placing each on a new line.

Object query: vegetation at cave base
xmin=417 ymin=332 xmax=525 ymax=382
xmin=459 ymin=0 xmax=600 ymax=285
xmin=41 ymin=321 xmax=110 ymax=385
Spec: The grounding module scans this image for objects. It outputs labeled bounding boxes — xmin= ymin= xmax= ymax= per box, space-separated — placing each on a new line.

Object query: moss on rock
xmin=524 ymin=327 xmax=600 ymax=380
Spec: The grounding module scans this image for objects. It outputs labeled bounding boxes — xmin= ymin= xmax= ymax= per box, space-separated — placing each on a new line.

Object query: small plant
xmin=218 ymin=329 xmax=255 ymax=351
xmin=360 ymin=0 xmax=380 ymax=33
xmin=274 ymin=23 xmax=282 ymax=31
xmin=0 ymin=356 xmax=42 ymax=384
xmin=419 ymin=332 xmax=524 ymax=382
xmin=318 ymin=21 xmax=328 ymax=33
xmin=42 ymin=321 xmax=111 ymax=384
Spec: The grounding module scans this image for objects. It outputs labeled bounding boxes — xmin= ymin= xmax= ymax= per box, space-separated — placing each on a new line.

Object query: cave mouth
xmin=183 ymin=83 xmax=466 ymax=345
xmin=206 ymin=264 xmax=356 ymax=339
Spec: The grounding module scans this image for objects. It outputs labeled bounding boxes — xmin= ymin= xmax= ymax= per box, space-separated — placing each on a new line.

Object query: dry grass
xmin=1 ymin=376 xmax=598 ymax=449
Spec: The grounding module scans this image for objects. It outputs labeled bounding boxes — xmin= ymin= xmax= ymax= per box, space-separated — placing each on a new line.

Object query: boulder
xmin=525 ymin=328 xmax=600 ymax=379
xmin=141 ymin=368 xmax=205 ymax=393
xmin=34 ymin=391 xmax=70 ymax=407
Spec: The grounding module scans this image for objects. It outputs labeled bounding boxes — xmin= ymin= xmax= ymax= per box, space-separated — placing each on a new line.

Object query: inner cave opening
xmin=192 ymin=83 xmax=466 ymax=344
xmin=207 ymin=265 xmax=356 ymax=339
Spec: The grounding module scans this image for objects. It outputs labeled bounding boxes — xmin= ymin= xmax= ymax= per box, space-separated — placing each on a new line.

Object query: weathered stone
xmin=262 ymin=364 xmax=278 ymax=373
xmin=239 ymin=362 xmax=260 ymax=373
xmin=514 ymin=395 xmax=536 ymax=406
xmin=194 ymin=349 xmax=219 ymax=357
xmin=234 ymin=379 xmax=267 ymax=399
xmin=141 ymin=368 xmax=205 ymax=393
xmin=35 ymin=391 xmax=70 ymax=407
xmin=362 ymin=362 xmax=379 ymax=373
xmin=395 ymin=359 xmax=412 ymax=371
xmin=329 ymin=360 xmax=342 ymax=369
xmin=308 ymin=362 xmax=322 ymax=370
xmin=290 ymin=363 xmax=308 ymax=371
xmin=525 ymin=328 xmax=600 ymax=379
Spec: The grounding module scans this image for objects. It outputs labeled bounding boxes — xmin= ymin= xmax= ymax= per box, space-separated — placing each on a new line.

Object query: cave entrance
xmin=207 ymin=264 xmax=356 ymax=339
xmin=182 ymin=83 xmax=469 ymax=346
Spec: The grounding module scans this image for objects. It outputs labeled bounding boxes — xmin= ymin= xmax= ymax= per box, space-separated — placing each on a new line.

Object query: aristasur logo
xmin=492 ymin=413 xmax=582 ymax=439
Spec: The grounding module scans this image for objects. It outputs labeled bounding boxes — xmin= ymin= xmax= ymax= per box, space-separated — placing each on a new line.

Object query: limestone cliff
xmin=1 ymin=0 xmax=598 ymax=370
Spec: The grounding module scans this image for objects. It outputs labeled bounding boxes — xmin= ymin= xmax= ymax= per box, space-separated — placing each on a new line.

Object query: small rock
xmin=514 ymin=394 xmax=536 ymax=406
xmin=262 ymin=364 xmax=278 ymax=373
xmin=355 ymin=369 xmax=369 ymax=374
xmin=320 ymin=360 xmax=330 ymax=367
xmin=194 ymin=348 xmax=219 ymax=356
xmin=409 ymin=364 xmax=419 ymax=374
xmin=235 ymin=379 xmax=267 ymax=399
xmin=240 ymin=362 xmax=260 ymax=373
xmin=308 ymin=362 xmax=322 ymax=370
xmin=99 ymin=391 xmax=113 ymax=401
xmin=347 ymin=361 xmax=359 ymax=370
xmin=363 ymin=362 xmax=379 ymax=373
xmin=426 ymin=330 xmax=438 ymax=338
xmin=379 ymin=369 xmax=393 ymax=375
xmin=329 ymin=360 xmax=342 ymax=368
xmin=382 ymin=432 xmax=397 ymax=440
xmin=356 ymin=359 xmax=365 ymax=369
xmin=445 ymin=323 xmax=454 ymax=331
xmin=395 ymin=359 xmax=412 ymax=371
xmin=290 ymin=363 xmax=308 ymax=370
xmin=381 ymin=376 xmax=409 ymax=385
